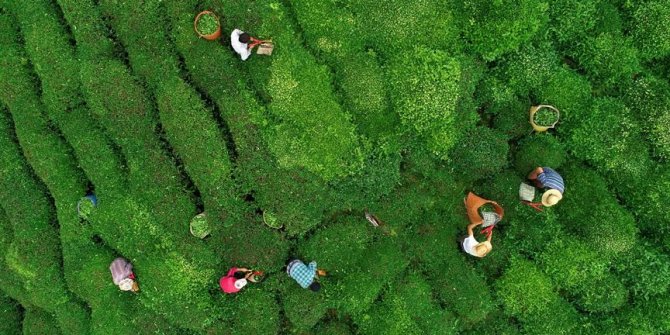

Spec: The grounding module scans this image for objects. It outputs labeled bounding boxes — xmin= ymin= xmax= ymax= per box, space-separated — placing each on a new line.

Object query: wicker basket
xmin=529 ymin=105 xmax=560 ymax=132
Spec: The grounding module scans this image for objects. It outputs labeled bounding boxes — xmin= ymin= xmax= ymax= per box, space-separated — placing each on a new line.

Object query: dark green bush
xmin=354 ymin=271 xmax=458 ymax=335
xmin=22 ymin=308 xmax=62 ymax=335
xmin=330 ymin=239 xmax=408 ymax=317
xmin=0 ymin=293 xmax=21 ymax=335
xmin=539 ymin=239 xmax=628 ymax=313
xmin=228 ymin=288 xmax=280 ymax=335
xmin=280 ymin=276 xmax=329 ymax=332
xmin=567 ymin=97 xmax=651 ymax=179
xmin=548 ymin=0 xmax=600 ymax=44
xmin=386 ymin=47 xmax=475 ymax=159
xmin=514 ymin=133 xmax=566 ymax=174
xmin=630 ymin=0 xmax=670 ymax=60
xmin=454 ymin=0 xmax=549 ymax=60
xmin=449 ymin=127 xmax=509 ymax=182
xmin=497 ymin=258 xmax=580 ymax=335
xmin=574 ymin=33 xmax=641 ymax=88
xmin=350 ymin=0 xmax=460 ymax=55
xmin=615 ymin=242 xmax=670 ymax=300
xmin=623 ymin=75 xmax=670 ymax=161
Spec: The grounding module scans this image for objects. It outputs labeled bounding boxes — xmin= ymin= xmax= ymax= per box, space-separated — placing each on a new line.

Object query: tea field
xmin=1 ymin=0 xmax=669 ymax=334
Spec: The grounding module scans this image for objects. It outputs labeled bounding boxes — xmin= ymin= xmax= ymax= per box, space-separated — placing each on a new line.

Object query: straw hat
xmin=118 ymin=278 xmax=134 ymax=291
xmin=541 ymin=189 xmax=563 ymax=207
xmin=475 ymin=241 xmax=492 ymax=257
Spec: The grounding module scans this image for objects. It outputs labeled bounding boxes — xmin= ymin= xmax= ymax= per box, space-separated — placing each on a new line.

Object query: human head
xmin=308 ymin=282 xmax=321 ymax=292
xmin=475 ymin=241 xmax=492 ymax=257
xmin=233 ymin=271 xmax=246 ymax=280
xmin=541 ymin=189 xmax=563 ymax=207
xmin=239 ymin=33 xmax=251 ymax=43
xmin=234 ymin=278 xmax=248 ymax=290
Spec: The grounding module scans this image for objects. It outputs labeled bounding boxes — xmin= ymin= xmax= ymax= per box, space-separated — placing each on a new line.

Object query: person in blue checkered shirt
xmin=286 ymin=259 xmax=323 ymax=292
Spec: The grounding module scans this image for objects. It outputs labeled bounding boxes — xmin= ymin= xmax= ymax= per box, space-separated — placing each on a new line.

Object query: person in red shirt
xmin=219 ymin=267 xmax=258 ymax=294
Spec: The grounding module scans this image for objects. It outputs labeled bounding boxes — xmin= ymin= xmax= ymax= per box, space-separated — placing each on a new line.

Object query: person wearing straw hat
xmin=528 ymin=167 xmax=564 ymax=207
xmin=462 ymin=221 xmax=493 ymax=258
xmin=109 ymin=257 xmax=139 ymax=293
xmin=219 ymin=267 xmax=259 ymax=294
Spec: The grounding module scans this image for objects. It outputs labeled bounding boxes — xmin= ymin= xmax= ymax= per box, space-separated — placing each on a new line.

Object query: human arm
xmin=528 ymin=167 xmax=544 ymax=180
xmin=466 ymin=222 xmax=479 ymax=236
xmin=308 ymin=261 xmax=318 ymax=277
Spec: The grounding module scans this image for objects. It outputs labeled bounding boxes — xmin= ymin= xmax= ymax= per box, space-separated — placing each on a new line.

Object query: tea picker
xmin=219 ymin=267 xmax=262 ymax=294
xmin=230 ymin=28 xmax=274 ymax=61
xmin=109 ymin=257 xmax=139 ymax=293
xmin=461 ymin=192 xmax=504 ymax=258
xmin=524 ymin=167 xmax=565 ymax=208
xmin=286 ymin=259 xmax=325 ymax=292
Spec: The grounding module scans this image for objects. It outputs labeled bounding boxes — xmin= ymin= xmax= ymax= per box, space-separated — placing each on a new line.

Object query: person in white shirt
xmin=462 ymin=222 xmax=493 ymax=258
xmin=231 ymin=29 xmax=252 ymax=61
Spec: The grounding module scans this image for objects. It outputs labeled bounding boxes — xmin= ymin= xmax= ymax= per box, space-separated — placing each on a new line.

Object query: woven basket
xmin=529 ymin=105 xmax=560 ymax=132
xmin=189 ymin=212 xmax=211 ymax=239
xmin=194 ymin=11 xmax=222 ymax=41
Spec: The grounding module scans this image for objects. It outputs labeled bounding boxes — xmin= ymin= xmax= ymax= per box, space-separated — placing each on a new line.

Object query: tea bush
xmin=630 ymin=0 xmax=670 ymax=60
xmin=514 ymin=133 xmax=566 ymax=174
xmin=387 ymin=49 xmax=477 ymax=159
xmin=1 ymin=0 xmax=669 ymax=333
xmin=0 ymin=293 xmax=21 ymax=335
xmin=615 ymin=241 xmax=670 ymax=300
xmin=497 ymin=258 xmax=580 ymax=335
xmin=454 ymin=0 xmax=549 ymax=60
xmin=449 ymin=127 xmax=509 ymax=182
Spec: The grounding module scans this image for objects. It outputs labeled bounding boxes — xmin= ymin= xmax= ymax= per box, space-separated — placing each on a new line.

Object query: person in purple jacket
xmin=109 ymin=257 xmax=139 ymax=293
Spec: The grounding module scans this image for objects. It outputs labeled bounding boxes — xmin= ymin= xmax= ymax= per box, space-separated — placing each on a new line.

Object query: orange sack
xmin=465 ymin=192 xmax=504 ymax=226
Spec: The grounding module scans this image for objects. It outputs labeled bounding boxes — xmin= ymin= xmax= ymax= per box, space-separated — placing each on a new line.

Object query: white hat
xmin=542 ymin=189 xmax=563 ymax=207
xmin=118 ymin=278 xmax=134 ymax=291
xmin=234 ymin=278 xmax=248 ymax=290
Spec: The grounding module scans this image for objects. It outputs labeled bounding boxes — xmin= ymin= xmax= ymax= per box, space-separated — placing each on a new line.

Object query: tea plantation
xmin=1 ymin=0 xmax=669 ymax=334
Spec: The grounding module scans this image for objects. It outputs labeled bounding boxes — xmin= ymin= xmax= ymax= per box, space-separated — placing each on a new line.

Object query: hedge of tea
xmin=0 ymin=0 xmax=669 ymax=333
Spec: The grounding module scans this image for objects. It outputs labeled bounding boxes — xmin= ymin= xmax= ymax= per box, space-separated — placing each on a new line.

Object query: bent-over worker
xmin=109 ymin=257 xmax=139 ymax=292
xmin=220 ymin=267 xmax=258 ymax=294
xmin=462 ymin=222 xmax=493 ymax=258
xmin=286 ymin=259 xmax=323 ymax=292
xmin=528 ymin=166 xmax=565 ymax=207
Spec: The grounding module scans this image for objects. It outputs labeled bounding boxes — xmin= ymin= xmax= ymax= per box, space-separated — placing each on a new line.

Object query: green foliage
xmin=574 ymin=33 xmax=641 ymax=88
xmin=355 ymin=273 xmax=457 ymax=335
xmin=0 ymin=0 xmax=669 ymax=333
xmin=22 ymin=308 xmax=62 ymax=335
xmin=514 ymin=134 xmax=566 ymax=174
xmin=556 ymin=164 xmax=638 ymax=258
xmin=497 ymin=258 xmax=580 ymax=335
xmin=0 ymin=293 xmax=21 ymax=335
xmin=631 ymin=0 xmax=670 ymax=60
xmin=350 ymin=0 xmax=460 ymax=55
xmin=567 ymin=97 xmax=651 ymax=179
xmin=449 ymin=127 xmax=509 ymax=182
xmin=623 ymin=75 xmax=670 ymax=161
xmin=387 ymin=48 xmax=477 ymax=159
xmin=455 ymin=0 xmax=549 ymax=60
xmin=615 ymin=242 xmax=670 ymax=300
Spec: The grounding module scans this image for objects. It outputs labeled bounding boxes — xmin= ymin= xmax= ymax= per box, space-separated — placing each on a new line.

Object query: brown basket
xmin=194 ymin=11 xmax=222 ymax=41
xmin=529 ymin=105 xmax=560 ymax=132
